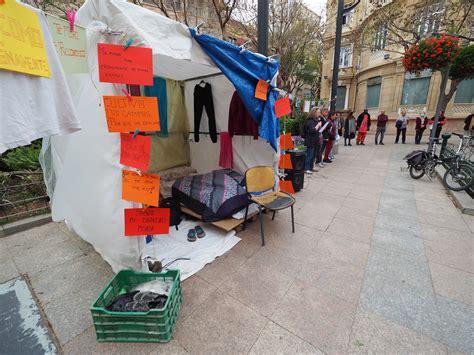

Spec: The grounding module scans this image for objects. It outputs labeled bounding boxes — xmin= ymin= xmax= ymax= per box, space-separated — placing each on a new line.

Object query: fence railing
xmin=439 ymin=134 xmax=474 ymax=198
xmin=0 ymin=171 xmax=50 ymax=225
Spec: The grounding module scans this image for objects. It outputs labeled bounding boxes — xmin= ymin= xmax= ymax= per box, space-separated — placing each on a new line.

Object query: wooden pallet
xmin=180 ymin=207 xmax=258 ymax=232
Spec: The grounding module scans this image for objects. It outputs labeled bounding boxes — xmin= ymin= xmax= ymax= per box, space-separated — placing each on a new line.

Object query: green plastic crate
xmin=90 ymin=269 xmax=182 ymax=343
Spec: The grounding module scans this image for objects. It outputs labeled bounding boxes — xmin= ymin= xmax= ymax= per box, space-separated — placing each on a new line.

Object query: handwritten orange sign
xmin=279 ymin=154 xmax=293 ymax=169
xmin=279 ymin=180 xmax=295 ymax=194
xmin=103 ymin=96 xmax=160 ymax=132
xmin=280 ymin=133 xmax=294 ymax=150
xmin=122 ymin=170 xmax=160 ymax=206
xmin=255 ymin=80 xmax=269 ymax=101
xmin=275 ymin=97 xmax=292 ymax=118
xmin=120 ymin=133 xmax=151 ymax=171
xmin=97 ymin=43 xmax=153 ymax=85
xmin=124 ymin=208 xmax=170 ymax=236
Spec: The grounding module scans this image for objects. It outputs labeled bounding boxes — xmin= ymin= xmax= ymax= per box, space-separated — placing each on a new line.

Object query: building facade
xmin=321 ymin=0 xmax=473 ymax=134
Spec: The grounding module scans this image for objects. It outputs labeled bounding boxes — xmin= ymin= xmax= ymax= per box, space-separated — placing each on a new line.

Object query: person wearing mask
xmin=303 ymin=108 xmax=322 ymax=174
xmin=375 ymin=110 xmax=388 ymax=145
xmin=323 ymin=112 xmax=338 ymax=163
xmin=344 ymin=111 xmax=356 ymax=146
xmin=464 ymin=113 xmax=473 ymax=137
xmin=428 ymin=111 xmax=447 ymax=139
xmin=415 ymin=112 xmax=428 ymax=144
xmin=356 ymin=109 xmax=371 ymax=145
xmin=395 ymin=109 xmax=409 ymax=144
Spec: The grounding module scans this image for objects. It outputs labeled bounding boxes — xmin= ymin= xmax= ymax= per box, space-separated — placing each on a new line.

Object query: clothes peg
xmin=132 ymin=128 xmax=140 ymax=139
xmin=124 ymin=38 xmax=134 ymax=50
xmin=66 ymin=8 xmax=76 ymax=32
xmin=122 ymin=88 xmax=132 ymax=99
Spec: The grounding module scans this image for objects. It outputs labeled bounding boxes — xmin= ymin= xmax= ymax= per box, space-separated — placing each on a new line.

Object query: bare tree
xmin=235 ymin=0 xmax=324 ymax=94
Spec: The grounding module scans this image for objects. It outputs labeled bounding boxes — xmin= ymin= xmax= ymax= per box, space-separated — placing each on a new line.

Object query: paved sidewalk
xmin=1 ymin=138 xmax=473 ymax=354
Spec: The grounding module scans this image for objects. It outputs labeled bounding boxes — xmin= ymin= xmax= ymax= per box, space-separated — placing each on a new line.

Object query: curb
xmin=0 ymin=214 xmax=52 ymax=238
xmin=435 ymin=165 xmax=474 ymax=215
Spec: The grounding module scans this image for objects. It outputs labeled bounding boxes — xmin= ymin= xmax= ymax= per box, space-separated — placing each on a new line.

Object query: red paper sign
xmin=122 ymin=170 xmax=160 ymax=206
xmin=98 ymin=43 xmax=153 ymax=85
xmin=120 ymin=133 xmax=151 ymax=171
xmin=124 ymin=208 xmax=170 ymax=236
xmin=279 ymin=154 xmax=293 ymax=169
xmin=275 ymin=97 xmax=292 ymax=118
xmin=255 ymin=80 xmax=269 ymax=101
xmin=280 ymin=133 xmax=294 ymax=150
xmin=103 ymin=96 xmax=160 ymax=132
xmin=279 ymin=180 xmax=295 ymax=194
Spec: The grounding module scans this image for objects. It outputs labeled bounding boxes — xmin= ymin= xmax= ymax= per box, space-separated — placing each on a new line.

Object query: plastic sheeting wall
xmin=184 ymin=75 xmax=275 ymax=175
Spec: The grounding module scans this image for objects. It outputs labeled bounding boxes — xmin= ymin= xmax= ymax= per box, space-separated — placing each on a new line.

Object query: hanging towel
xmin=145 ymin=77 xmax=168 ymax=137
xmin=219 ymin=132 xmax=233 ymax=169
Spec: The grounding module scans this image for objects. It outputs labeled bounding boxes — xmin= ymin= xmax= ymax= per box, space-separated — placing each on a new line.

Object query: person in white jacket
xmin=395 ymin=109 xmax=409 ymax=144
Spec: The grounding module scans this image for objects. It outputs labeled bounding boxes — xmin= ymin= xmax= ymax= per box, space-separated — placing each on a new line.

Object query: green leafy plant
xmin=0 ymin=141 xmax=42 ymax=172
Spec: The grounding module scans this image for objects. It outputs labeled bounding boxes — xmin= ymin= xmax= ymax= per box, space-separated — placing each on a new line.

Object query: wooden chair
xmin=243 ymin=166 xmax=295 ymax=246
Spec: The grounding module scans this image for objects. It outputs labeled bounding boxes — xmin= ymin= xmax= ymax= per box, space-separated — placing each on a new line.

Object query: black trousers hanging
xmin=194 ymin=83 xmax=217 ymax=143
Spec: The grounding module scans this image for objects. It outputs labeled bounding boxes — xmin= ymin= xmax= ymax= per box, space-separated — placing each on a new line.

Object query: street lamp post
xmin=257 ymin=0 xmax=269 ymax=55
xmin=330 ymin=0 xmax=360 ymax=112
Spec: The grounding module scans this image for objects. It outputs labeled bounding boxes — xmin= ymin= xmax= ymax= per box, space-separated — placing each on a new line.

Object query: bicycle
xmin=404 ymin=133 xmax=474 ymax=191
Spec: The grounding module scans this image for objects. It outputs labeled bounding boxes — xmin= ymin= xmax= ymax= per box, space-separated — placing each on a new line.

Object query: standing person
xmin=415 ymin=112 xmax=427 ymax=144
xmin=304 ymin=108 xmax=322 ymax=174
xmin=375 ymin=110 xmax=388 ymax=145
xmin=323 ymin=112 xmax=338 ymax=163
xmin=344 ymin=111 xmax=356 ymax=146
xmin=395 ymin=109 xmax=409 ymax=144
xmin=428 ymin=111 xmax=447 ymax=139
xmin=464 ymin=113 xmax=473 ymax=137
xmin=337 ymin=112 xmax=344 ymax=137
xmin=316 ymin=108 xmax=329 ymax=167
xmin=356 ymin=109 xmax=371 ymax=145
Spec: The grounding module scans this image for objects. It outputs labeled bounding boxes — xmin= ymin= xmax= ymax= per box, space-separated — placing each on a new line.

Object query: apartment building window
xmin=454 ymin=79 xmax=474 ymax=104
xmin=366 ymin=77 xmax=382 ymax=108
xmin=227 ymin=36 xmax=237 ymax=45
xmin=373 ymin=24 xmax=387 ymax=51
xmin=336 ymin=86 xmax=347 ymax=110
xmin=401 ymin=71 xmax=431 ymax=105
xmin=417 ymin=2 xmax=444 ymax=37
xmin=339 ymin=46 xmax=352 ymax=68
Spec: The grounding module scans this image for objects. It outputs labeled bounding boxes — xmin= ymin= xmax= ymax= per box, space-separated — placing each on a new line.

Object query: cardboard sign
xmin=275 ymin=97 xmax=292 ymax=118
xmin=122 ymin=170 xmax=160 ymax=206
xmin=46 ymin=14 xmax=88 ymax=73
xmin=103 ymin=96 xmax=160 ymax=132
xmin=98 ymin=43 xmax=153 ymax=85
xmin=255 ymin=80 xmax=269 ymax=101
xmin=280 ymin=133 xmax=294 ymax=150
xmin=279 ymin=154 xmax=293 ymax=169
xmin=303 ymin=100 xmax=310 ymax=113
xmin=0 ymin=2 xmax=50 ymax=77
xmin=279 ymin=180 xmax=295 ymax=194
xmin=120 ymin=133 xmax=151 ymax=171
xmin=124 ymin=208 xmax=170 ymax=236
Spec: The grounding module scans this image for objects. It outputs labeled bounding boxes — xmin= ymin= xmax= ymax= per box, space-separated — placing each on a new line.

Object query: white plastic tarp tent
xmin=44 ymin=0 xmax=276 ymax=272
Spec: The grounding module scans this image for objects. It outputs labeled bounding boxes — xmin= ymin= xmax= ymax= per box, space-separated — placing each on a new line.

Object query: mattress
xmin=172 ymin=169 xmax=249 ymax=222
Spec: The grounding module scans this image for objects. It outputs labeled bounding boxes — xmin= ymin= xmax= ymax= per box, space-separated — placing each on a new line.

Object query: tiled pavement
xmin=1 ymin=137 xmax=473 ymax=354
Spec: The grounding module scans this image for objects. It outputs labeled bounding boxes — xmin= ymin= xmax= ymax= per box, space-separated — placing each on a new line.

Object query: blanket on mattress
xmin=172 ymin=169 xmax=249 ymax=222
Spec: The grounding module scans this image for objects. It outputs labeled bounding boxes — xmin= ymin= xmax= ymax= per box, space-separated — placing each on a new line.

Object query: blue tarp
xmin=190 ymin=29 xmax=280 ymax=151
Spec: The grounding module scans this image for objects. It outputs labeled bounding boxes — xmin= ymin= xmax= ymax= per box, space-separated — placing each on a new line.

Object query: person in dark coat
xmin=428 ymin=111 xmax=447 ymax=139
xmin=304 ymin=108 xmax=322 ymax=174
xmin=344 ymin=111 xmax=356 ymax=146
xmin=415 ymin=113 xmax=428 ymax=144
xmin=464 ymin=113 xmax=473 ymax=137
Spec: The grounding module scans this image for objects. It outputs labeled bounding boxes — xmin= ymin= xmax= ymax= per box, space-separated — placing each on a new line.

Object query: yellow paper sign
xmin=0 ymin=1 xmax=51 ymax=77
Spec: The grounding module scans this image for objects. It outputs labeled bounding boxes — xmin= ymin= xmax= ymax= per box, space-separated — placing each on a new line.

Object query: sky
xmin=304 ymin=0 xmax=327 ymax=14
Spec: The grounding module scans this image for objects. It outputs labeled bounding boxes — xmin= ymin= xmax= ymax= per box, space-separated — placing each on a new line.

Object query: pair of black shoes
xmin=187 ymin=226 xmax=206 ymax=242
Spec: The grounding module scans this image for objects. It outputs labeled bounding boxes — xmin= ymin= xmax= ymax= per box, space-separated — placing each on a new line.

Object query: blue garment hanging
xmin=145 ymin=77 xmax=168 ymax=137
xmin=189 ymin=29 xmax=280 ymax=151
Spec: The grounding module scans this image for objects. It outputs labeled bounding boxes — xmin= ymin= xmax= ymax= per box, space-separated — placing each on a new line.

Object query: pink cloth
xmin=219 ymin=132 xmax=233 ymax=169
xmin=359 ymin=115 xmax=369 ymax=133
